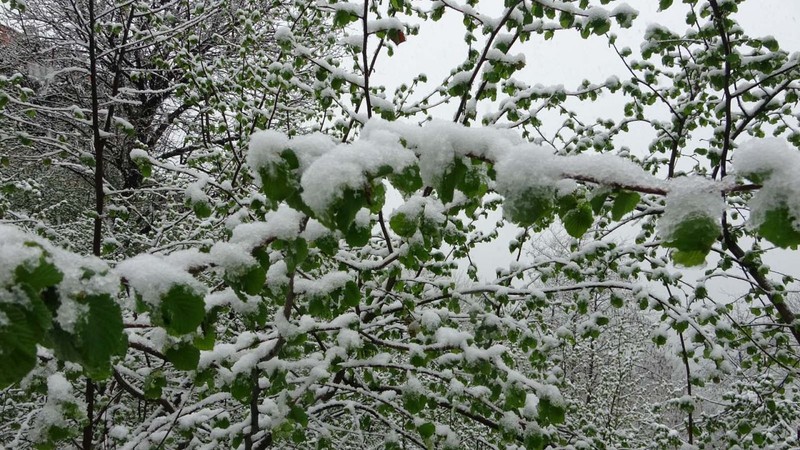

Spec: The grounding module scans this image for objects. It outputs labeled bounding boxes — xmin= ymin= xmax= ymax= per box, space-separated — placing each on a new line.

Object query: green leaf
xmin=763 ymin=37 xmax=779 ymax=52
xmin=663 ymin=215 xmax=719 ymax=266
xmin=524 ymin=432 xmax=545 ymax=450
xmin=192 ymin=201 xmax=212 ymax=219
xmin=135 ymin=158 xmax=152 ymax=178
xmin=758 ymin=205 xmax=800 ymax=249
xmin=390 ymin=165 xmax=423 ymax=195
xmin=0 ymin=304 xmax=39 ymax=388
xmin=341 ymin=281 xmax=360 ymax=308
xmin=418 ymin=422 xmax=436 ymax=439
xmin=390 ymin=0 xmax=404 ymax=10
xmin=144 ymin=370 xmax=167 ymax=399
xmin=288 ymin=406 xmax=309 ymax=427
xmin=314 ymin=234 xmax=339 ymax=256
xmin=345 ymin=223 xmax=371 ymax=247
xmin=658 ymin=0 xmax=673 ymax=11
xmin=160 ymin=285 xmax=206 ymax=335
xmin=561 ymin=203 xmax=593 ymax=238
xmin=15 ymin=251 xmax=63 ymax=292
xmin=403 ymin=393 xmax=425 ymax=414
xmin=369 ymin=181 xmax=386 ymax=213
xmin=237 ymin=265 xmax=266 ymax=296
xmin=672 ymin=250 xmax=708 ymax=267
xmin=258 ymin=152 xmax=301 ymax=204
xmin=437 ymin=158 xmax=468 ymax=204
xmin=504 ymin=385 xmax=526 ymax=410
xmin=334 ymin=10 xmax=358 ymax=28
xmin=611 ymin=191 xmax=640 ymax=221
xmin=590 ymin=17 xmax=610 ymax=35
xmin=230 ymin=374 xmax=251 ymax=404
xmin=504 ymin=185 xmax=554 ymax=229
xmin=390 ymin=212 xmax=418 ymax=237
xmin=538 ymin=397 xmax=565 ymax=425
xmin=165 ymin=342 xmax=200 ymax=371
xmin=308 ymin=296 xmax=328 ymax=318
xmin=331 ymin=189 xmax=365 ymax=231
xmin=194 ymin=326 xmax=216 ymax=351
xmin=737 ymin=421 xmax=752 ymax=436
xmin=457 ymin=164 xmax=486 ymax=197
xmin=79 ymin=294 xmax=126 ymax=379
xmin=559 ymin=11 xmax=574 ymax=28
xmin=589 ymin=192 xmax=608 ymax=214
xmin=284 ymin=238 xmax=308 ymax=273
xmin=291 ymin=429 xmax=306 ymax=444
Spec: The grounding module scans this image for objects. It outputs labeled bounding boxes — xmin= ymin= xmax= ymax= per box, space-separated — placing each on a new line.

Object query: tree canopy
xmin=1 ymin=0 xmax=800 ymax=449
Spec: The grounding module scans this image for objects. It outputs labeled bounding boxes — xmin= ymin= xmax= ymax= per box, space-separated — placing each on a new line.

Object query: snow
xmin=586 ymin=6 xmax=609 ymax=21
xmin=209 ymin=242 xmax=257 ymax=276
xmin=328 ymin=312 xmax=360 ymax=329
xmin=229 ymin=205 xmax=306 ymax=248
xmin=404 ymin=375 xmax=424 ymax=394
xmin=0 ymin=225 xmax=119 ymax=332
xmin=330 ymin=1 xmax=363 ymax=15
xmin=391 ymin=195 xmax=446 ymax=227
xmin=340 ymin=35 xmax=363 ymax=50
xmin=611 ymin=3 xmax=638 ymax=17
xmin=434 ymin=327 xmax=472 ymax=347
xmin=336 ymin=328 xmax=362 ymax=349
xmin=448 ymin=378 xmax=465 ymax=395
xmin=500 ymin=411 xmax=522 ymax=433
xmin=0 ymin=226 xmax=40 ymax=286
xmin=266 ymin=260 xmax=289 ymax=287
xmin=55 ymin=300 xmax=88 ymax=333
xmin=354 ymin=208 xmax=371 ymax=228
xmin=367 ymin=17 xmax=404 ymax=33
xmin=658 ymin=176 xmax=724 ymax=242
xmin=448 ymin=70 xmax=472 ymax=89
xmin=367 ymin=119 xmax=521 ymax=187
xmin=523 ymin=393 xmax=539 ymax=418
xmin=295 ymin=271 xmax=351 ymax=296
xmin=486 ymin=48 xmax=526 ymax=66
xmin=247 ymin=117 xmax=674 ymax=226
xmin=162 ymin=248 xmax=212 ymax=272
xmin=2 ymin=0 xmax=798 ymax=446
xmin=283 ymin=132 xmax=336 ymax=172
xmin=109 ymin=425 xmax=129 ymax=439
xmin=129 ymin=148 xmax=149 ymax=160
xmin=246 ymin=129 xmax=291 ymax=186
xmin=420 ymin=310 xmax=441 ymax=331
xmin=205 ymin=288 xmax=259 ymax=313
xmin=115 ymin=254 xmax=204 ymax=307
xmin=537 ymin=384 xmax=565 ymax=408
xmin=300 ymin=218 xmax=331 ymax=241
xmin=30 ymin=373 xmax=81 ymax=444
xmin=300 ymin=127 xmax=416 ymax=215
xmin=274 ymin=26 xmax=293 ymax=41
xmin=733 ymin=138 xmax=800 ymax=231
xmin=185 ymin=179 xmax=209 ymax=203
xmin=46 ymin=373 xmax=73 ymax=402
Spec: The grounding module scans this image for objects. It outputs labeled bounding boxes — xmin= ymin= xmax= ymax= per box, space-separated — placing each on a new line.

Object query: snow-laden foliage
xmin=2 ymin=0 xmax=800 ymax=449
